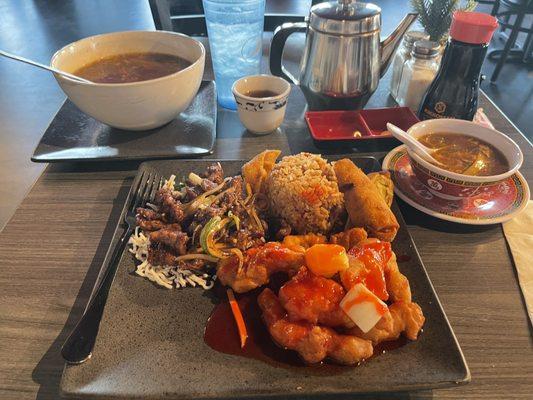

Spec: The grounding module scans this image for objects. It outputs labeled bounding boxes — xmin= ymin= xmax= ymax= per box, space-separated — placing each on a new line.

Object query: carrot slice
xmin=226 ymin=288 xmax=248 ymax=348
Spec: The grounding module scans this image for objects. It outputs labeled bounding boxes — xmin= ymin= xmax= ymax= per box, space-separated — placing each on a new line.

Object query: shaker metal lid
xmin=404 ymin=31 xmax=430 ymax=45
xmin=412 ymin=40 xmax=440 ymax=57
xmin=310 ymin=0 xmax=381 ymax=35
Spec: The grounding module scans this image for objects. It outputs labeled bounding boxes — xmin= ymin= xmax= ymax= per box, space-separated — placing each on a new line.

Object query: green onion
xmin=199 ymin=213 xmax=243 ymax=258
xmin=227 ymin=211 xmax=241 ymax=230
xmin=200 ymin=216 xmax=222 ymax=255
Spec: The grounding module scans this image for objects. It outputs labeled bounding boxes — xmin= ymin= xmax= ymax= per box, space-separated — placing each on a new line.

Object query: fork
xmin=61 ymin=170 xmax=162 ymax=364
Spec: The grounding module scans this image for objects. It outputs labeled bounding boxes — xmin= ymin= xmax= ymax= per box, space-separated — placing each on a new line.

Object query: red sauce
xmin=348 ymin=242 xmax=392 ymax=301
xmin=357 ymin=241 xmax=393 ymax=262
xmin=204 ymin=286 xmax=345 ymax=374
xmin=204 ymin=274 xmax=302 ymax=368
xmin=204 ymin=291 xmax=297 ymax=365
xmin=204 ymin=279 xmax=408 ymax=373
xmin=341 ymin=287 xmax=388 ymax=316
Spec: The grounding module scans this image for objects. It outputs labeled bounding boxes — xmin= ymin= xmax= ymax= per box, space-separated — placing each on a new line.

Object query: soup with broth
xmin=418 ymin=133 xmax=509 ymax=176
xmin=74 ymin=52 xmax=192 ymax=83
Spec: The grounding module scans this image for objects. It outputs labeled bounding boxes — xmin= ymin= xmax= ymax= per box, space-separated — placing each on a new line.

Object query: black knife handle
xmin=61 ymin=227 xmax=131 ymax=364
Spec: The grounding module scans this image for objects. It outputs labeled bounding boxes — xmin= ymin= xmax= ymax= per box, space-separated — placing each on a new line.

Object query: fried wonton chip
xmin=242 ymin=149 xmax=281 ymax=194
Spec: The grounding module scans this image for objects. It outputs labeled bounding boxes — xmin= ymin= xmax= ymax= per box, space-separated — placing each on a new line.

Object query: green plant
xmin=410 ymin=0 xmax=478 ymax=43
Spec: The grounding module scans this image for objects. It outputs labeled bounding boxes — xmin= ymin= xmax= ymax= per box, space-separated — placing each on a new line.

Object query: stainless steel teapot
xmin=269 ymin=0 xmax=418 ymax=110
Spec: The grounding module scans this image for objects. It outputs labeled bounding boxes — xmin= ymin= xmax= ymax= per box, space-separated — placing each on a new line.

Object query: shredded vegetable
xmin=230 ymin=248 xmax=244 ymax=273
xmin=244 ymin=183 xmax=253 ymax=204
xmin=227 ymin=288 xmax=248 ymax=348
xmin=183 ymin=177 xmax=231 ymax=217
xmin=249 ymin=205 xmax=264 ymax=233
xmin=191 ymin=224 xmax=202 ymax=247
xmin=173 ymin=253 xmax=219 ymax=263
xmin=200 ymin=216 xmax=223 ymax=257
xmin=227 ymin=211 xmax=241 ymax=230
xmin=188 ymin=172 xmax=203 ymax=186
xmin=199 ymin=214 xmax=243 ymax=259
xmin=211 ymin=186 xmax=234 ymax=205
xmin=163 ymin=174 xmax=177 ymax=190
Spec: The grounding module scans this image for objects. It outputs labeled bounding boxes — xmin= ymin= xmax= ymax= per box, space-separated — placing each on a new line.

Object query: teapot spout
xmin=380 ymin=13 xmax=418 ymax=77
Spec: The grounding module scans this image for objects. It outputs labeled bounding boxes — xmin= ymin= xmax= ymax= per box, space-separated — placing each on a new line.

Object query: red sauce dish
xmin=305 ymin=110 xmax=370 ymax=141
xmin=305 ymin=107 xmax=419 ymax=142
xmin=359 ymin=107 xmax=419 ymax=137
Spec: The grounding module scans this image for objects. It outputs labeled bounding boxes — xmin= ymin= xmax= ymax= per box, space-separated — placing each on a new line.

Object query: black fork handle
xmin=61 ymin=226 xmax=132 ymax=364
xmin=269 ymin=21 xmax=308 ymax=84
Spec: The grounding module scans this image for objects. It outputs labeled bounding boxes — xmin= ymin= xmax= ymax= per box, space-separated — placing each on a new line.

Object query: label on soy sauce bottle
xmin=419 ymin=101 xmax=453 ymax=120
xmin=419 ymin=96 xmax=476 ymax=121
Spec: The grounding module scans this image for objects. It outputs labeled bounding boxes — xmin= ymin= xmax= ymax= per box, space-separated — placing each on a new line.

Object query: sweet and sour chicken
xmin=217 ymin=242 xmax=304 ymax=293
xmin=218 ymin=236 xmax=425 ymax=365
xmin=258 ymin=288 xmax=373 ymax=365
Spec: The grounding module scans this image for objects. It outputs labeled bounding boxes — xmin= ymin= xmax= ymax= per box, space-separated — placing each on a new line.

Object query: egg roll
xmin=333 ymin=159 xmax=399 ymax=242
xmin=368 ymin=171 xmax=394 ymax=207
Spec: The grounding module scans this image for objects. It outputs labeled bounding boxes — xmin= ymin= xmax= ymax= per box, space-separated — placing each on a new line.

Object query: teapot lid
xmin=310 ymin=0 xmax=381 ymax=35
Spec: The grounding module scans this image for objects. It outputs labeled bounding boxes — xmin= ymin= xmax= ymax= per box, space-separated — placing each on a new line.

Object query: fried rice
xmin=264 ymin=153 xmax=344 ymax=234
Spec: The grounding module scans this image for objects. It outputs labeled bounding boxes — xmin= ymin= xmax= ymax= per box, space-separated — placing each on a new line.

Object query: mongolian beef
xmin=129 ymin=151 xmax=424 ymax=366
xmin=130 ymin=162 xmax=266 ymax=288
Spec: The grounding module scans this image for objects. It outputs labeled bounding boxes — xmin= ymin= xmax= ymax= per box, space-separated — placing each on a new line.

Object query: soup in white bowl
xmin=51 ymin=30 xmax=205 ymax=130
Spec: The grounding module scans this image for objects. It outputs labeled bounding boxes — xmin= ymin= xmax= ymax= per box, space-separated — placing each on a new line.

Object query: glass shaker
xmin=396 ymin=40 xmax=440 ymax=112
xmin=389 ymin=31 xmax=429 ymax=101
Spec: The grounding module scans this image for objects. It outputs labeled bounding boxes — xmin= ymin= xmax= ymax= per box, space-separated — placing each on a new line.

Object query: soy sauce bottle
xmin=418 ymin=12 xmax=498 ymax=121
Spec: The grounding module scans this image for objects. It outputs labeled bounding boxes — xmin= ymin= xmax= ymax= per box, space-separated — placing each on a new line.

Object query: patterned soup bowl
xmin=406 ymin=119 xmax=523 ymax=200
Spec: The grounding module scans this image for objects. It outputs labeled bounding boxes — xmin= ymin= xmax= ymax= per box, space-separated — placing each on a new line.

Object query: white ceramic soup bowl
xmin=232 ymin=75 xmax=291 ymax=135
xmin=51 ymin=30 xmax=205 ymax=130
xmin=406 ymin=119 xmax=523 ymax=200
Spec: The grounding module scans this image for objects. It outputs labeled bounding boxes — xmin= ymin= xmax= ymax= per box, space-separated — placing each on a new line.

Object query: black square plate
xmin=31 ymin=81 xmax=216 ymax=163
xmin=60 ymin=157 xmax=469 ymax=399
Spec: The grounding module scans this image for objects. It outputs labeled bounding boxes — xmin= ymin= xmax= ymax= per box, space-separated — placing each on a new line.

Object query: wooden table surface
xmin=1 ymin=35 xmax=532 ymax=400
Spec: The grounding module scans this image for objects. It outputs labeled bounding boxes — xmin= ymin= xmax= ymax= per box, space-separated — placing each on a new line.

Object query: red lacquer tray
xmin=305 ymin=107 xmax=419 ymax=142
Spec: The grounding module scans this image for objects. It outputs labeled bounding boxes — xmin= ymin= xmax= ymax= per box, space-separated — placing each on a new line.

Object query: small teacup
xmin=232 ymin=75 xmax=291 ymax=135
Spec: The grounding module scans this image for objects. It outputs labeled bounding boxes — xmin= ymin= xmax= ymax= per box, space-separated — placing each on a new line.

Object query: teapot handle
xmin=269 ymin=22 xmax=308 ymax=84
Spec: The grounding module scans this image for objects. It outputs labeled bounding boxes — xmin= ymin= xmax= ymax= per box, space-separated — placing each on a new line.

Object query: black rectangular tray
xmin=31 ymin=81 xmax=216 ymax=163
xmin=60 ymin=157 xmax=469 ymax=399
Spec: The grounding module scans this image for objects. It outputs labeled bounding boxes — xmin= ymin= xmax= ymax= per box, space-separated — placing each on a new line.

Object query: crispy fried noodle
xmin=128 ymin=227 xmax=216 ymax=290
